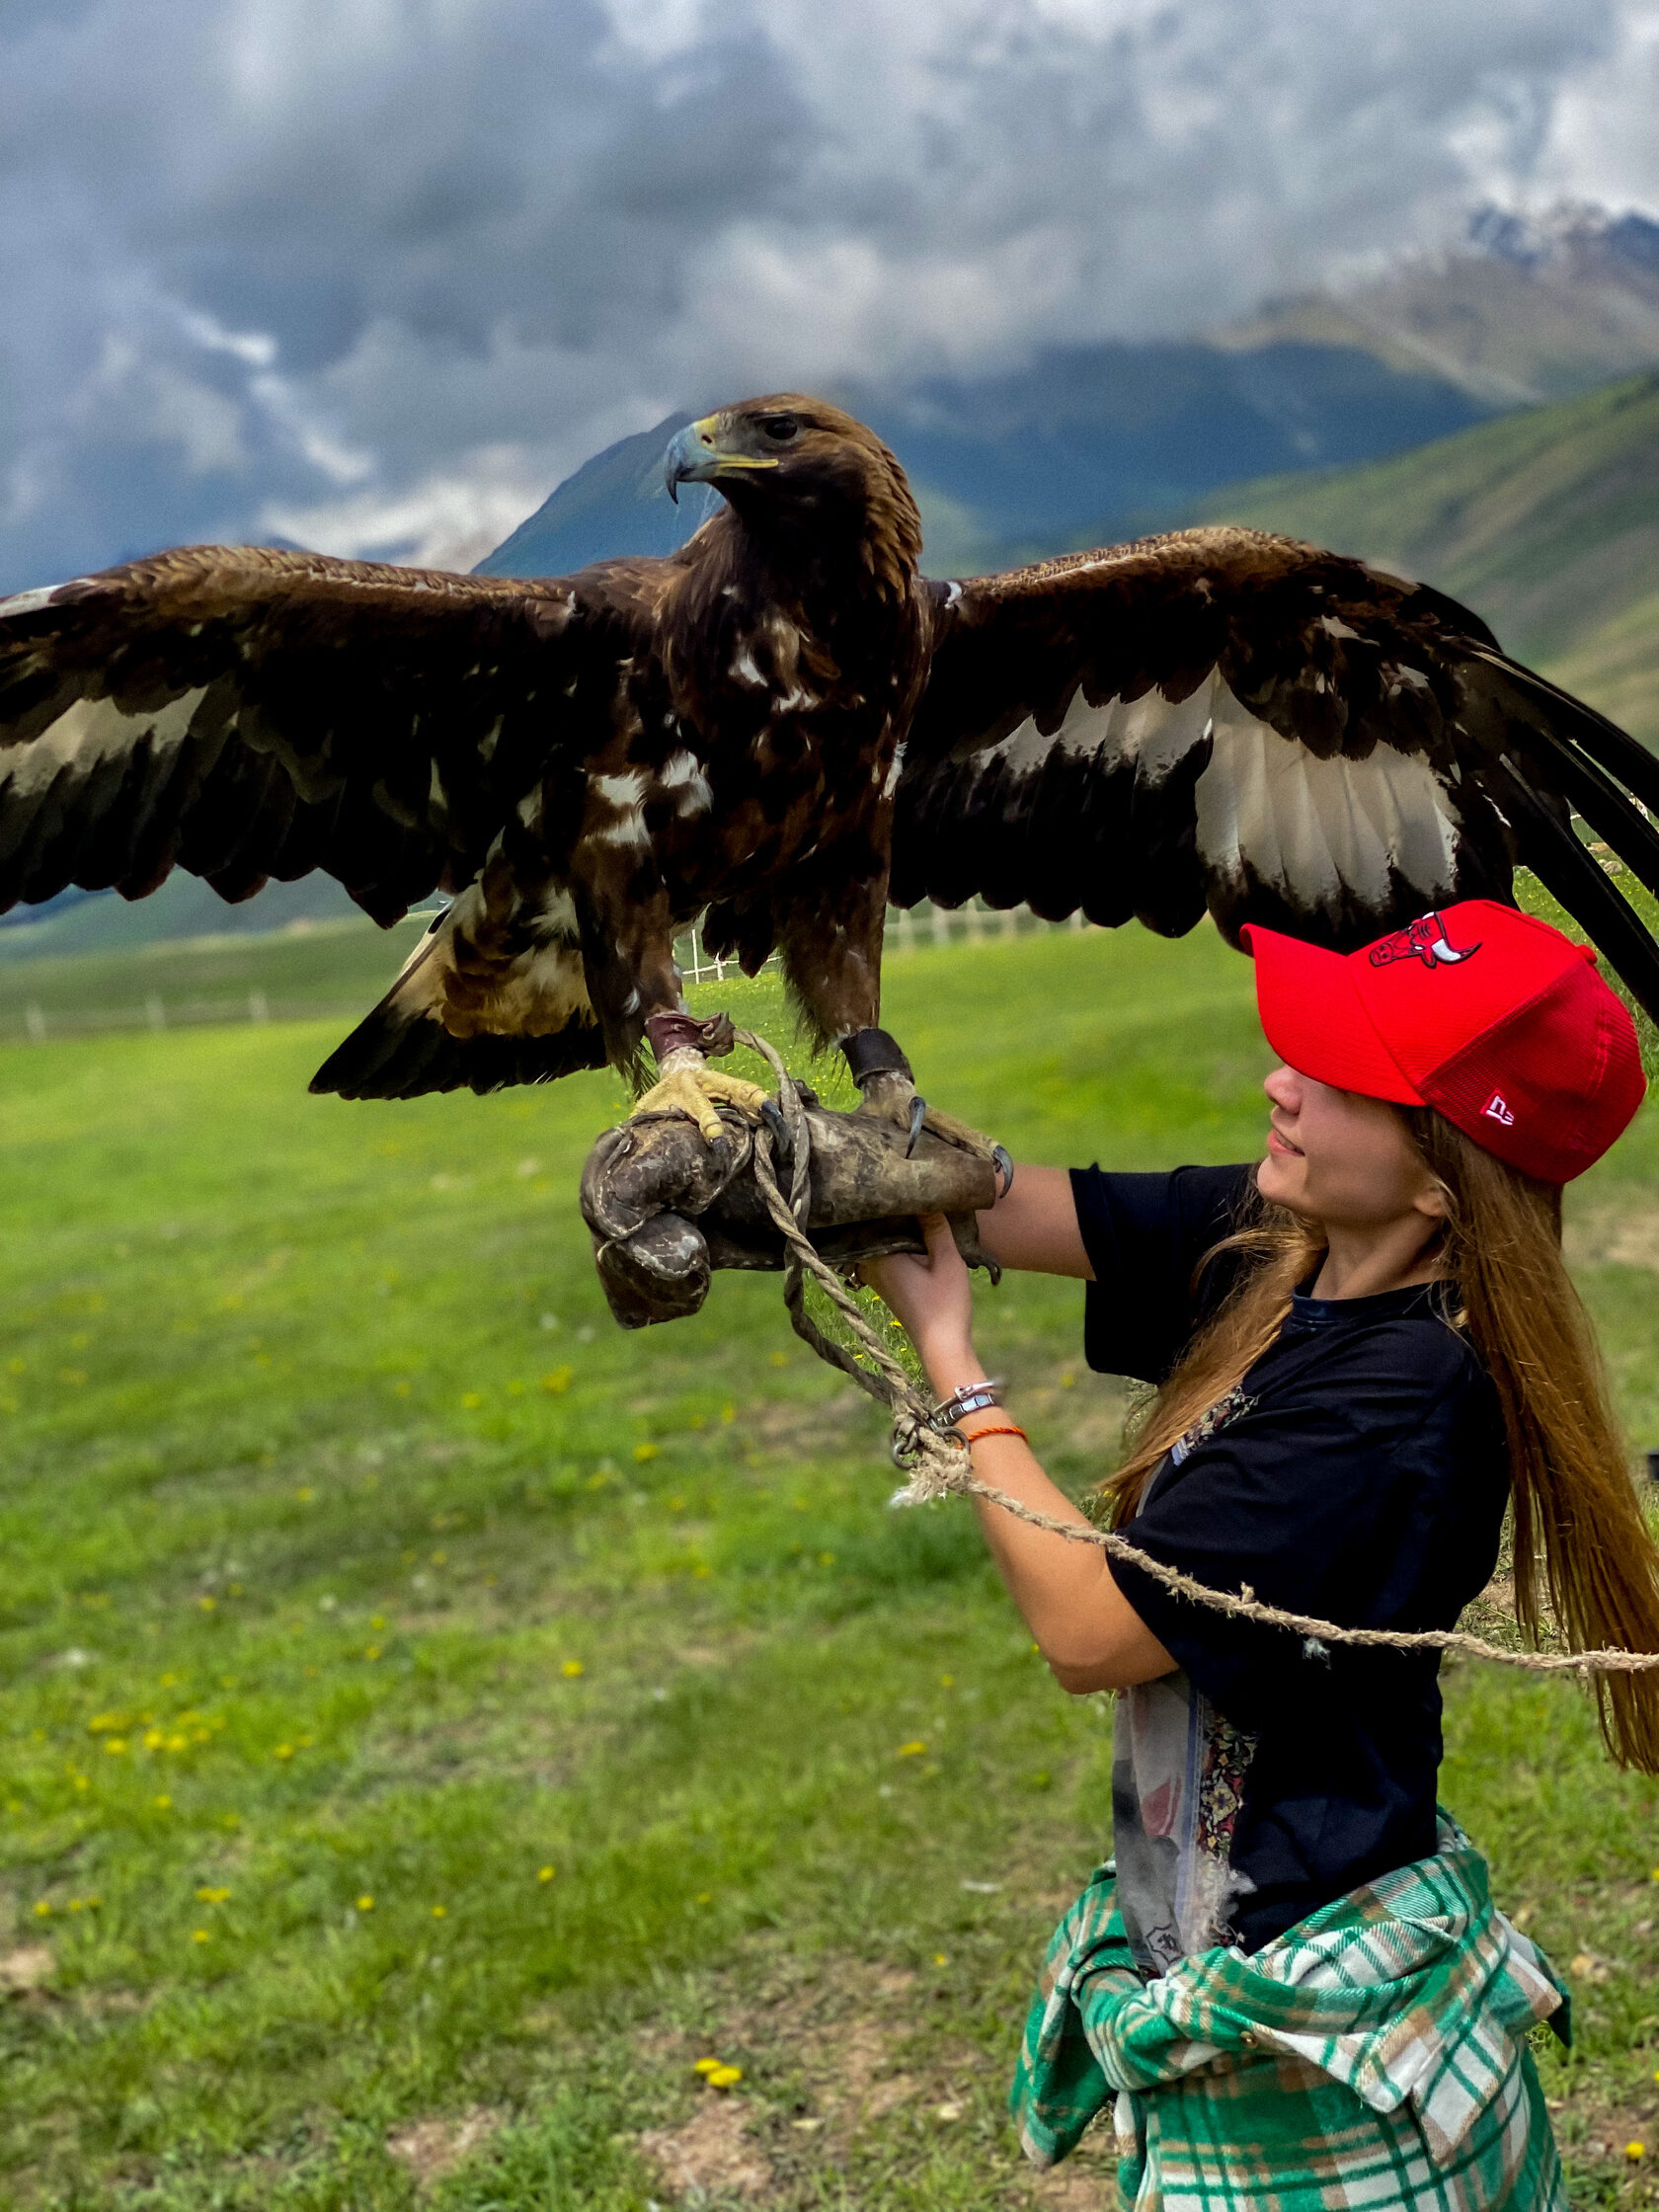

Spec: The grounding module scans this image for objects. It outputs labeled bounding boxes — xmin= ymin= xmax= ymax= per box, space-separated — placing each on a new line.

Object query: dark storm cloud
xmin=0 ymin=0 xmax=1652 ymax=588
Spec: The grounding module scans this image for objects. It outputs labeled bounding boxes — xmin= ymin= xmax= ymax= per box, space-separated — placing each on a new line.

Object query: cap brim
xmin=1243 ymin=923 xmax=1424 ymax=1105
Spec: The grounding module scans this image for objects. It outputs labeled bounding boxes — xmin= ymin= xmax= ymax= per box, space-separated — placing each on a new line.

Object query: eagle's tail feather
xmin=308 ymin=904 xmax=608 ymax=1100
xmin=309 ymin=1002 xmax=607 ymax=1100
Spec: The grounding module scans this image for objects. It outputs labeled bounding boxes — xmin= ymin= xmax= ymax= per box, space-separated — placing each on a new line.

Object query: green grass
xmin=2 ymin=926 xmax=1658 ymax=2209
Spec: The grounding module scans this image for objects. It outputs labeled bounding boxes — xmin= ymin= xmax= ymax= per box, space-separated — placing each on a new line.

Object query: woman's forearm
xmin=912 ymin=1336 xmax=1171 ymax=1694
xmin=977 ymin=1164 xmax=1093 ymax=1278
xmin=959 ymin=1423 xmax=1174 ymax=1690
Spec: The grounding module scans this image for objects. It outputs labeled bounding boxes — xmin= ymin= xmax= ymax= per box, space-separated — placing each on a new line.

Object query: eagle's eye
xmin=755 ymin=414 xmax=800 ymax=444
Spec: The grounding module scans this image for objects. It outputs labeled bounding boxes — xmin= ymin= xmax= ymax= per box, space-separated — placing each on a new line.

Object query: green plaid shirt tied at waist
xmin=1011 ymin=1817 xmax=1569 ymax=2210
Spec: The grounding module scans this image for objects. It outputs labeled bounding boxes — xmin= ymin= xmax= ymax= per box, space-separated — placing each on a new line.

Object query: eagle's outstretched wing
xmin=0 ymin=546 xmax=637 ymax=924
xmin=895 ymin=527 xmax=1659 ymax=1020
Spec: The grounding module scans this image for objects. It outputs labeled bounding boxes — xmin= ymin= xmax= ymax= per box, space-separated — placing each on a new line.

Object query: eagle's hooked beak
xmin=664 ymin=415 xmax=779 ymax=504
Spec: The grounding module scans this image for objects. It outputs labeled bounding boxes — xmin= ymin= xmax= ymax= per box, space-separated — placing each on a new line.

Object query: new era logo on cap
xmin=1244 ymin=899 xmax=1646 ymax=1183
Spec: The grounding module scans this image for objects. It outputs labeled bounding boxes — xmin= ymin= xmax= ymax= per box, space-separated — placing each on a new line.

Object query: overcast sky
xmin=2 ymin=0 xmax=1656 ymax=589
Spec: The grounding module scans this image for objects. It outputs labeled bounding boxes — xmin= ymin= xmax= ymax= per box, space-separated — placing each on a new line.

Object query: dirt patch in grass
xmin=385 ymin=2106 xmax=503 ymax=2188
xmin=1566 ymin=1203 xmax=1659 ymax=1274
xmin=639 ymin=2096 xmax=772 ymax=2200
xmin=0 ymin=1946 xmax=54 ymax=1994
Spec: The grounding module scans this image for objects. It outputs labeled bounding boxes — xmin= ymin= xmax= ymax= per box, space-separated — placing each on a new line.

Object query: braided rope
xmin=730 ymin=1029 xmax=1659 ymax=1681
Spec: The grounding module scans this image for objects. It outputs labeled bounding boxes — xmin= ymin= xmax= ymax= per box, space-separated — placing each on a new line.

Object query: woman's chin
xmin=1255 ymin=1151 xmax=1301 ymax=1208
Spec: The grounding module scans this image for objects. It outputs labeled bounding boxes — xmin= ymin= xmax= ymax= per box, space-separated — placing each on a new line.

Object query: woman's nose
xmin=1263 ymin=1063 xmax=1299 ymax=1109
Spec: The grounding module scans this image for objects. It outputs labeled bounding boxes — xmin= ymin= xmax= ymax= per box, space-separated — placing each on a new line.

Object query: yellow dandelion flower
xmin=695 ymin=1890 xmax=712 ymax=1905
xmin=370 ymin=1615 xmax=386 ymax=1629
xmin=153 ymin=1793 xmax=172 ymax=1810
xmin=933 ymin=1952 xmax=948 ymax=1966
xmin=274 ymin=1744 xmax=294 ymax=1761
xmin=541 ymin=1366 xmax=574 ymax=1394
xmin=898 ymin=1740 xmax=926 ymax=1758
xmin=460 ymin=1391 xmax=483 ymax=1410
xmin=694 ymin=2057 xmax=723 ymax=2076
xmin=294 ymin=1485 xmax=314 ymax=1503
xmin=721 ymin=1403 xmax=736 ymax=1423
xmin=191 ymin=1929 xmax=210 ymax=1943
xmin=165 ymin=1734 xmax=188 ymax=1752
xmin=633 ymin=1441 xmax=661 ymax=1462
xmin=430 ymin=1550 xmax=446 ymax=1565
xmin=197 ymin=1595 xmax=216 ymax=1612
xmin=706 ymin=2065 xmax=743 ymax=2090
xmin=363 ymin=1645 xmax=382 ymax=1661
xmin=537 ymin=1865 xmax=556 ymax=1883
xmin=33 ymin=1900 xmax=51 ymax=1918
xmin=1626 ymin=2143 xmax=1646 ymax=2162
xmin=104 ymin=1738 xmax=127 ymax=1755
xmin=768 ymin=1350 xmax=787 ymax=1367
xmin=356 ymin=1895 xmax=374 ymax=1912
xmin=144 ymin=1728 xmax=163 ymax=1750
xmin=431 ymin=1905 xmax=447 ymax=1918
xmin=196 ymin=1886 xmax=230 ymax=1905
xmin=561 ymin=1659 xmax=585 ymax=1678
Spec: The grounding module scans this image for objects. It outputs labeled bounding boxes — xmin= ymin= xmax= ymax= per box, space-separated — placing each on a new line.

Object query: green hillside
xmin=1198 ymin=372 xmax=1659 ymax=745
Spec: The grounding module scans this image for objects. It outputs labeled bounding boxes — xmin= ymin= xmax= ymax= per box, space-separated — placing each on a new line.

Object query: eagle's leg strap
xmin=841 ymin=1024 xmax=998 ymax=1164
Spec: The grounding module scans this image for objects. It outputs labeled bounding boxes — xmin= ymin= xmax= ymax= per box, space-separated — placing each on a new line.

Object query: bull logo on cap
xmin=1367 ymin=911 xmax=1482 ymax=973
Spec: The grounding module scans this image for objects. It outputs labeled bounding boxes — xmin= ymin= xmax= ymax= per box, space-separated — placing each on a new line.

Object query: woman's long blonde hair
xmin=1097 ymin=1112 xmax=1659 ymax=1772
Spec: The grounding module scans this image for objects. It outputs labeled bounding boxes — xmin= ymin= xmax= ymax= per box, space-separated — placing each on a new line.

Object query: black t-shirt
xmin=1070 ymin=1162 xmax=1510 ymax=1955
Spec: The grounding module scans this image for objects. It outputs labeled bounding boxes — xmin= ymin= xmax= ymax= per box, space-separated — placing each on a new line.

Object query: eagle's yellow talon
xmin=633 ymin=1064 xmax=769 ymax=1144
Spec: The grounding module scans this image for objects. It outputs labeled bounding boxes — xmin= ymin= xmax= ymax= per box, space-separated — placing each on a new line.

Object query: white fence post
xmin=25 ymin=1003 xmax=43 ymax=1042
xmin=249 ymin=990 xmax=270 ymax=1024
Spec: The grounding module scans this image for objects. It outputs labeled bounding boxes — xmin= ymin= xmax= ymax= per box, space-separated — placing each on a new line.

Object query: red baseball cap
xmin=1242 ymin=900 xmax=1645 ymax=1184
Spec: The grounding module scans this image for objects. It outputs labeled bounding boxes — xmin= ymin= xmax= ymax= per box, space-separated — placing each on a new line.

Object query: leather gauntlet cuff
xmin=645 ymin=1010 xmax=736 ymax=1065
xmin=841 ymin=1026 xmax=914 ymax=1088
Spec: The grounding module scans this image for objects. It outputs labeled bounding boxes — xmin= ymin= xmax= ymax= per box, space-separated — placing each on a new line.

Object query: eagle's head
xmin=665 ymin=396 xmax=922 ymax=594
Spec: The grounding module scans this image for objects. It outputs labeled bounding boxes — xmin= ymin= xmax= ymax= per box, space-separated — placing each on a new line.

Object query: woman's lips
xmin=1266 ymin=1126 xmax=1304 ymax=1158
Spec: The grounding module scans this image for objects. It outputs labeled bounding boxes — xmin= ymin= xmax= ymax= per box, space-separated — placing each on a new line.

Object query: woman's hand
xmin=860 ymin=1214 xmax=980 ymax=1390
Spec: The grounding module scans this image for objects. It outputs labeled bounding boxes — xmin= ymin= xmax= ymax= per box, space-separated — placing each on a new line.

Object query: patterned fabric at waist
xmin=1010 ymin=1814 xmax=1570 ymax=2210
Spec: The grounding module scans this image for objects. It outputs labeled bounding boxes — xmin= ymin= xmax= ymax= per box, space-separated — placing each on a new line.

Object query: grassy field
xmin=0 ymin=916 xmax=432 ymax=1042
xmin=3 ymin=925 xmax=1658 ymax=2211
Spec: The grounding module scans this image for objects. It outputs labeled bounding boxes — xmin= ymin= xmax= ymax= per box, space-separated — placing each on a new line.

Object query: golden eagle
xmin=1 ymin=394 xmax=1655 ymax=1141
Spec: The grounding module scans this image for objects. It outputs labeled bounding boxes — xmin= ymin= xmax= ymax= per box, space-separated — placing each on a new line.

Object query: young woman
xmin=863 ymin=899 xmax=1659 ymax=2212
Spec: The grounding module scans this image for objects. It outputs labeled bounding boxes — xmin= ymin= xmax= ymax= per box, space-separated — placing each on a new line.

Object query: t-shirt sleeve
xmin=1106 ymin=1327 xmax=1488 ymax=1730
xmin=1069 ymin=1162 xmax=1256 ymax=1382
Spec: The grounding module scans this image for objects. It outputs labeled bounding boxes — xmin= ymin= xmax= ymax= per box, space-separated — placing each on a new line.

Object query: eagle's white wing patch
xmin=968 ymin=672 xmax=1219 ymax=783
xmin=956 ymin=672 xmax=1459 ymax=925
xmin=0 ymin=686 xmax=211 ymax=802
xmin=1197 ymin=685 xmax=1460 ymax=920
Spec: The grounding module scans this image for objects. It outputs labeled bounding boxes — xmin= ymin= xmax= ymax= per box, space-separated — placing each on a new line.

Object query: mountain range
xmin=481 ymin=201 xmax=1659 ymax=580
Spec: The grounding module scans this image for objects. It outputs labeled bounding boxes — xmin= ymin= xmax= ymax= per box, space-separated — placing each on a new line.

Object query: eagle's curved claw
xmin=632 ymin=1061 xmax=770 ymax=1145
xmin=905 ymin=1094 xmax=927 ymax=1158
